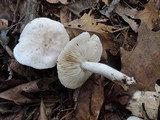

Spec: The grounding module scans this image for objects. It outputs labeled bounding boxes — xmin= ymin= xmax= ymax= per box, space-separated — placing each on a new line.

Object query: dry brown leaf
xmin=64 ymin=13 xmax=117 ymax=33
xmin=115 ymin=4 xmax=138 ymax=32
xmin=38 ymin=99 xmax=48 ymax=120
xmin=75 ymin=74 xmax=105 ymax=120
xmin=0 ymin=80 xmax=40 ymax=104
xmin=46 ymin=0 xmax=68 ymax=4
xmin=0 ymin=79 xmax=27 ymax=92
xmin=9 ymin=59 xmax=37 ymax=79
xmin=121 ymin=22 xmax=160 ymax=91
xmin=67 ymin=0 xmax=98 ymax=16
xmin=136 ymin=0 xmax=160 ymax=30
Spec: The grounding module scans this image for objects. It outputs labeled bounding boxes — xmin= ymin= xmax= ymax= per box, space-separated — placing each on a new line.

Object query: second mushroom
xmin=57 ymin=32 xmax=136 ymax=89
xmin=13 ymin=17 xmax=69 ymax=69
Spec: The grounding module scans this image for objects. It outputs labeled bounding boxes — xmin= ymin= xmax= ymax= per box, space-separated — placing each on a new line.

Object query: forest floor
xmin=0 ymin=0 xmax=160 ymax=120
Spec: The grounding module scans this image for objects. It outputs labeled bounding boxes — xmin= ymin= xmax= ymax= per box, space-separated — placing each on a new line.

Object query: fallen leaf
xmin=64 ymin=13 xmax=117 ymax=33
xmin=67 ymin=0 xmax=98 ymax=16
xmin=46 ymin=0 xmax=68 ymax=4
xmin=136 ymin=0 xmax=160 ymax=30
xmin=115 ymin=4 xmax=138 ymax=32
xmin=0 ymin=80 xmax=40 ymax=104
xmin=38 ymin=99 xmax=48 ymax=120
xmin=9 ymin=59 xmax=38 ymax=79
xmin=75 ymin=74 xmax=105 ymax=120
xmin=121 ymin=22 xmax=160 ymax=91
xmin=0 ymin=79 xmax=27 ymax=92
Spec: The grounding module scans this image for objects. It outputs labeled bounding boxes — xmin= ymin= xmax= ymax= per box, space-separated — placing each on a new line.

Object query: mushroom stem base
xmin=81 ymin=61 xmax=136 ymax=85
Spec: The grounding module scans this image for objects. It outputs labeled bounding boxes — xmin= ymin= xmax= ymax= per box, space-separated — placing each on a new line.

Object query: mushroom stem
xmin=81 ymin=61 xmax=136 ymax=85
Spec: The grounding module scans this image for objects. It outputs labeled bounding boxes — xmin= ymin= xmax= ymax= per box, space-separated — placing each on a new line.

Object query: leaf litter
xmin=121 ymin=22 xmax=160 ymax=91
xmin=0 ymin=0 xmax=160 ymax=120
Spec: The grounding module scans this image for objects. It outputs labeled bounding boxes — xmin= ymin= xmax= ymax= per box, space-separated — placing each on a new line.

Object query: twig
xmin=12 ymin=0 xmax=21 ymax=23
xmin=0 ymin=38 xmax=13 ymax=57
xmin=112 ymin=26 xmax=130 ymax=33
xmin=60 ymin=110 xmax=74 ymax=120
xmin=60 ymin=108 xmax=74 ymax=112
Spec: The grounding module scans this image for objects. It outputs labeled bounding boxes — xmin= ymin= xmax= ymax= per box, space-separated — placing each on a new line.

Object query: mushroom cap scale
xmin=13 ymin=17 xmax=69 ymax=69
xmin=57 ymin=32 xmax=103 ymax=89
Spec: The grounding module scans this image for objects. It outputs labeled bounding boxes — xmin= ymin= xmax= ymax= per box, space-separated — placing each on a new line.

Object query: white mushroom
xmin=57 ymin=32 xmax=136 ymax=89
xmin=13 ymin=17 xmax=69 ymax=69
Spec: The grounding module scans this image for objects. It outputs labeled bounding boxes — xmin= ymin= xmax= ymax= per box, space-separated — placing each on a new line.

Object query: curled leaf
xmin=0 ymin=80 xmax=40 ymax=104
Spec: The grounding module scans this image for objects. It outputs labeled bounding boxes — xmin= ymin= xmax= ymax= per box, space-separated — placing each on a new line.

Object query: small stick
xmin=0 ymin=38 xmax=13 ymax=57
xmin=12 ymin=0 xmax=21 ymax=23
xmin=60 ymin=110 xmax=74 ymax=120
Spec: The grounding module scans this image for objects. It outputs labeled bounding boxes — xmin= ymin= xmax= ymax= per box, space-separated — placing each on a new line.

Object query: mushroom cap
xmin=13 ymin=17 xmax=69 ymax=69
xmin=57 ymin=32 xmax=103 ymax=89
